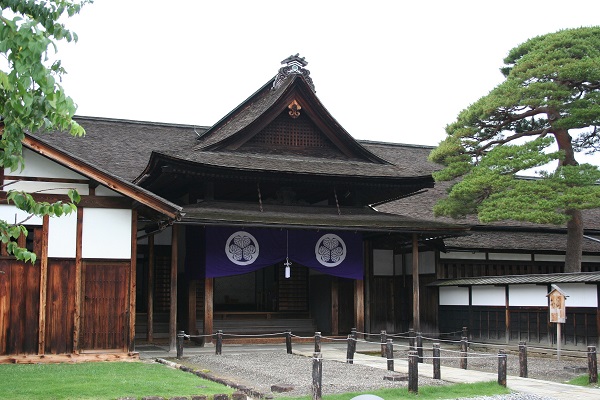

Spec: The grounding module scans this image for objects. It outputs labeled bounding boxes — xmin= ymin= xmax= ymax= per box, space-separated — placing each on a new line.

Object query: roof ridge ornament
xmin=272 ymin=54 xmax=316 ymax=92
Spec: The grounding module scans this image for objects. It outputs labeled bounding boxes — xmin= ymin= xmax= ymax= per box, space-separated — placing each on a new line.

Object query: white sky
xmin=56 ymin=0 xmax=600 ymax=165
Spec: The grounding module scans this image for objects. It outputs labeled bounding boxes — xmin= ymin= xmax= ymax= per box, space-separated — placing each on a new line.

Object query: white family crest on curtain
xmin=225 ymin=231 xmax=260 ymax=265
xmin=315 ymin=233 xmax=346 ymax=267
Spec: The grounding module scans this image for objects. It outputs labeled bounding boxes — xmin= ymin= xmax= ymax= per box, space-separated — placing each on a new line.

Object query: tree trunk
xmin=564 ymin=209 xmax=583 ymax=273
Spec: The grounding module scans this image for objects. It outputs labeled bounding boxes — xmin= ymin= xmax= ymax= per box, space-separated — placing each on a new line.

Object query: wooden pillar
xmin=505 ymin=285 xmax=510 ymax=344
xmin=412 ymin=234 xmax=420 ymax=332
xmin=128 ymin=209 xmax=137 ymax=352
xmin=354 ymin=279 xmax=365 ymax=336
xmin=364 ymin=240 xmax=372 ymax=336
xmin=147 ymin=235 xmax=154 ymax=342
xmin=169 ymin=225 xmax=179 ymax=352
xmin=204 ymin=278 xmax=214 ymax=343
xmin=37 ymin=215 xmax=50 ymax=355
xmin=72 ymin=208 xmax=83 ymax=353
xmin=331 ymin=277 xmax=339 ymax=335
xmin=188 ymin=280 xmax=197 ymax=335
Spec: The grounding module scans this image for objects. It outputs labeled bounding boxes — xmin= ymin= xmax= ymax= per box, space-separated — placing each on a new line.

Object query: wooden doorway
xmin=81 ymin=261 xmax=130 ymax=351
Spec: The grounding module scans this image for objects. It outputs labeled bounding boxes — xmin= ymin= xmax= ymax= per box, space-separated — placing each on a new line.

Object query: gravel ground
xmin=180 ymin=345 xmax=587 ymax=399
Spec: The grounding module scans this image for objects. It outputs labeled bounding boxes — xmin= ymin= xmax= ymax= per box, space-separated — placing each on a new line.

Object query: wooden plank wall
xmin=45 ymin=260 xmax=75 ymax=354
xmin=439 ymin=260 xmax=564 ymax=279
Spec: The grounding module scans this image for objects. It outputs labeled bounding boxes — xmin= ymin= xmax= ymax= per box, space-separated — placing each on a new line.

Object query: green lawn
xmin=282 ymin=381 xmax=511 ymax=400
xmin=0 ymin=361 xmax=233 ymax=400
xmin=567 ymin=374 xmax=598 ymax=387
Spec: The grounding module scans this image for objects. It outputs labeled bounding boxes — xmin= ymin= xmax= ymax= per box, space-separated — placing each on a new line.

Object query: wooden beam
xmin=363 ymin=240 xmax=372 ymax=336
xmin=72 ymin=208 xmax=83 ymax=353
xmin=204 ymin=278 xmax=214 ymax=343
xmin=412 ymin=234 xmax=420 ymax=332
xmin=169 ymin=225 xmax=179 ymax=352
xmin=0 ymin=352 xmax=139 ymax=364
xmin=147 ymin=235 xmax=154 ymax=343
xmin=128 ymin=209 xmax=137 ymax=352
xmin=331 ymin=278 xmax=338 ymax=335
xmin=188 ymin=280 xmax=197 ymax=336
xmin=37 ymin=215 xmax=49 ymax=355
xmin=354 ymin=279 xmax=364 ymax=337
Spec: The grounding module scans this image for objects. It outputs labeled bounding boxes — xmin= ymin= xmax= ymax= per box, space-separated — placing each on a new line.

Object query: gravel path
xmin=181 ymin=347 xmax=585 ymax=399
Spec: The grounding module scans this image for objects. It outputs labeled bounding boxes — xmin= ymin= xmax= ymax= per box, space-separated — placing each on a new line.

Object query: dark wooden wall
xmin=45 ymin=260 xmax=75 ymax=354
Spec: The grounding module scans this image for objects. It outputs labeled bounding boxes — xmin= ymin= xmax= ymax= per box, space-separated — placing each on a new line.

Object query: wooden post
xmin=73 ymin=209 xmax=83 ymax=353
xmin=331 ymin=277 xmax=339 ymax=336
xmin=519 ymin=341 xmax=528 ymax=378
xmin=460 ymin=336 xmax=468 ymax=369
xmin=498 ymin=349 xmax=507 ymax=387
xmin=346 ymin=335 xmax=354 ymax=364
xmin=408 ymin=349 xmax=418 ymax=394
xmin=188 ymin=280 xmax=197 ymax=336
xmin=417 ymin=332 xmax=423 ymax=363
xmin=312 ymin=352 xmax=322 ymax=400
xmin=462 ymin=326 xmax=468 ymax=339
xmin=589 ymin=346 xmax=598 ymax=384
xmin=128 ymin=209 xmax=138 ymax=352
xmin=386 ymin=338 xmax=394 ymax=371
xmin=215 ymin=330 xmax=223 ymax=355
xmin=176 ymin=330 xmax=184 ymax=359
xmin=169 ymin=225 xmax=179 ymax=352
xmin=557 ymin=323 xmax=562 ymax=361
xmin=286 ymin=331 xmax=292 ymax=354
xmin=37 ymin=215 xmax=50 ymax=355
xmin=380 ymin=330 xmax=386 ymax=357
xmin=433 ymin=343 xmax=441 ymax=379
xmin=412 ymin=234 xmax=420 ymax=332
xmin=409 ymin=328 xmax=416 ymax=351
xmin=314 ymin=332 xmax=321 ymax=353
xmin=204 ymin=278 xmax=214 ymax=344
xmin=147 ymin=234 xmax=154 ymax=342
xmin=354 ymin=280 xmax=364 ymax=335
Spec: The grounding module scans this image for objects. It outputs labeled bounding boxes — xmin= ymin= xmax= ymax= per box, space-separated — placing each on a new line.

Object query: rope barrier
xmin=221 ymin=332 xmax=286 ymax=337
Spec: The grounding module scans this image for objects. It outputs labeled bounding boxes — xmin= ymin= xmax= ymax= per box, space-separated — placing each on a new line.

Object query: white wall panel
xmin=48 ymin=212 xmax=77 ymax=258
xmin=583 ymin=256 xmax=600 ymax=263
xmin=489 ymin=253 xmax=531 ymax=261
xmin=373 ymin=249 xmax=394 ymax=276
xmin=0 ymin=204 xmax=42 ymax=226
xmin=555 ymin=283 xmax=597 ymax=308
xmin=472 ymin=286 xmax=506 ymax=306
xmin=82 ymin=208 xmax=132 ymax=259
xmin=440 ymin=251 xmax=486 ymax=260
xmin=95 ymin=185 xmax=123 ymax=197
xmin=509 ymin=285 xmax=548 ymax=307
xmin=3 ymin=180 xmax=89 ymax=196
xmin=439 ymin=286 xmax=469 ymax=306
xmin=405 ymin=251 xmax=436 ymax=275
xmin=394 ymin=254 xmax=403 ymax=276
xmin=9 ymin=148 xmax=85 ymax=179
xmin=534 ymin=254 xmax=565 ymax=262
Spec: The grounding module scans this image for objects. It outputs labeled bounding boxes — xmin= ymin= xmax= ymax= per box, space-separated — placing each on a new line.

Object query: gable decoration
xmin=205 ymin=226 xmax=363 ymax=279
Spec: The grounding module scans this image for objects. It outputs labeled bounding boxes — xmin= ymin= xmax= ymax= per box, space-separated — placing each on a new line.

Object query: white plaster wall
xmin=3 ymin=180 xmax=89 ymax=196
xmin=489 ymin=253 xmax=531 ymax=261
xmin=95 ymin=185 xmax=123 ymax=197
xmin=48 ymin=212 xmax=77 ymax=258
xmin=8 ymin=148 xmax=85 ymax=179
xmin=555 ymin=283 xmax=598 ymax=308
xmin=583 ymin=256 xmax=600 ymax=263
xmin=0 ymin=204 xmax=42 ymax=225
xmin=405 ymin=251 xmax=436 ymax=275
xmin=534 ymin=254 xmax=565 ymax=262
xmin=137 ymin=225 xmax=172 ymax=245
xmin=440 ymin=251 xmax=486 ymax=260
xmin=394 ymin=254 xmax=403 ymax=276
xmin=373 ymin=249 xmax=394 ymax=276
xmin=82 ymin=208 xmax=132 ymax=259
xmin=439 ymin=286 xmax=469 ymax=306
xmin=509 ymin=284 xmax=548 ymax=307
xmin=472 ymin=285 xmax=506 ymax=306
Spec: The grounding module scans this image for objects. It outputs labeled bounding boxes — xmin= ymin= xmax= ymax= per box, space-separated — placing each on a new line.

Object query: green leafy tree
xmin=429 ymin=27 xmax=600 ymax=273
xmin=0 ymin=0 xmax=88 ymax=262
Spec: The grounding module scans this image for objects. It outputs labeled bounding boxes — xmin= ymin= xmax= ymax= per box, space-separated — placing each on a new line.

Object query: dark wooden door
xmin=82 ymin=262 xmax=129 ymax=350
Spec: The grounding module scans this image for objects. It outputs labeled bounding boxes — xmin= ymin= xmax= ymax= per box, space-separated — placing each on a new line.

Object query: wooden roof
xmin=429 ymin=271 xmax=600 ymax=286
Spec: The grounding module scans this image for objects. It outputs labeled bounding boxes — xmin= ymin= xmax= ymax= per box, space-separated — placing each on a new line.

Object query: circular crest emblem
xmin=225 ymin=231 xmax=259 ymax=266
xmin=315 ymin=233 xmax=346 ymax=267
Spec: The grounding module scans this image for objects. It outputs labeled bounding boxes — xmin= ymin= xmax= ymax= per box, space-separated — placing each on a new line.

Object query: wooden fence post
xmin=312 ymin=352 xmax=322 ymax=400
xmin=286 ymin=331 xmax=292 ymax=354
xmin=215 ymin=330 xmax=223 ymax=355
xmin=408 ymin=349 xmax=418 ymax=394
xmin=314 ymin=332 xmax=321 ymax=353
xmin=519 ymin=341 xmax=527 ymax=378
xmin=409 ymin=328 xmax=416 ymax=351
xmin=417 ymin=332 xmax=423 ymax=363
xmin=433 ymin=342 xmax=441 ymax=379
xmin=351 ymin=327 xmax=357 ymax=341
xmin=460 ymin=336 xmax=468 ymax=369
xmin=462 ymin=326 xmax=468 ymax=339
xmin=386 ymin=338 xmax=394 ymax=371
xmin=347 ymin=335 xmax=354 ymax=364
xmin=380 ymin=330 xmax=386 ymax=357
xmin=589 ymin=346 xmax=598 ymax=384
xmin=498 ymin=349 xmax=507 ymax=387
xmin=176 ymin=330 xmax=185 ymax=359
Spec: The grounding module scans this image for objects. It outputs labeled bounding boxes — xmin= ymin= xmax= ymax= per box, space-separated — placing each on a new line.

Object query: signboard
xmin=547 ymin=284 xmax=567 ymax=323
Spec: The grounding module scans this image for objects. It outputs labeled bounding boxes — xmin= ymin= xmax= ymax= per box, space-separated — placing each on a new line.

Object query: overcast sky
xmin=57 ymin=0 xmax=600 ymax=162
